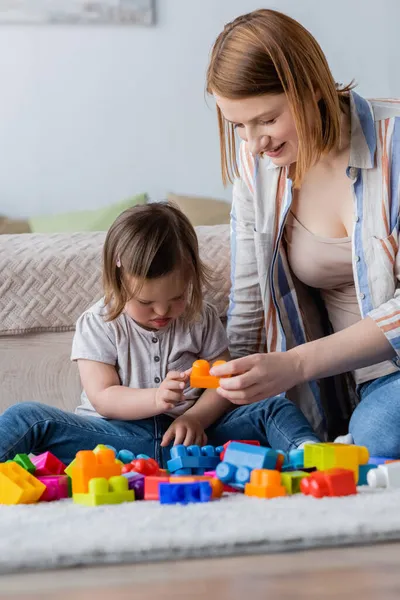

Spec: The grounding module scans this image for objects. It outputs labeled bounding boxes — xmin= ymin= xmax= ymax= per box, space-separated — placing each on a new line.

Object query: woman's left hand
xmin=210 ymin=351 xmax=304 ymax=405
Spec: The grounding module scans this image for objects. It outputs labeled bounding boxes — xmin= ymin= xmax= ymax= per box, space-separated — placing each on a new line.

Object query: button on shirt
xmin=71 ymin=299 xmax=228 ymax=419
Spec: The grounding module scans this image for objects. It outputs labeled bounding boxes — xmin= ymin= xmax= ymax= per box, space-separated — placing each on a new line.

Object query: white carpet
xmin=1 ymin=487 xmax=400 ymax=574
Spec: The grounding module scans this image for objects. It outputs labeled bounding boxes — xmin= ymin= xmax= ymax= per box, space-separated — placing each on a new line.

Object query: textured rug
xmin=1 ymin=487 xmax=400 ymax=574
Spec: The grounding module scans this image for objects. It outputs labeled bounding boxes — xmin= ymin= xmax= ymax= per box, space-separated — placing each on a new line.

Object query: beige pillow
xmin=0 ymin=216 xmax=31 ymax=234
xmin=167 ymin=193 xmax=231 ymax=226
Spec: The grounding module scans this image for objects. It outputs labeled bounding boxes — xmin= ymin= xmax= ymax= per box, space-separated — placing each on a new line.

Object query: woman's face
xmin=215 ymin=93 xmax=298 ymax=166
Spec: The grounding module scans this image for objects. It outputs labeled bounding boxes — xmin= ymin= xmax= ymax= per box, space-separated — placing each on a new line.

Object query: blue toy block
xmin=117 ymin=450 xmax=135 ymax=464
xmin=368 ymin=456 xmax=395 ymax=466
xmin=215 ymin=442 xmax=280 ymax=486
xmin=159 ymin=481 xmax=213 ymax=505
xmin=136 ymin=453 xmax=150 ymax=459
xmin=357 ymin=463 xmax=378 ymax=486
xmin=167 ymin=445 xmax=219 ymax=475
xmin=286 ymin=449 xmax=304 ymax=470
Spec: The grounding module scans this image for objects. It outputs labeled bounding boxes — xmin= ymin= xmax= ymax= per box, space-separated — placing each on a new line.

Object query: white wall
xmin=0 ymin=0 xmax=399 ymax=218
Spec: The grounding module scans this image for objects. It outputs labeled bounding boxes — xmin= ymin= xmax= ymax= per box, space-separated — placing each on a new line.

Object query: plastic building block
xmin=216 ymin=442 xmax=281 ymax=487
xmin=167 ymin=445 xmax=219 ymax=475
xmin=216 ymin=440 xmax=261 ymax=461
xmin=64 ymin=459 xmax=76 ymax=478
xmin=36 ymin=475 xmax=69 ymax=502
xmin=31 ymin=452 xmax=66 ymax=476
xmin=137 ymin=454 xmax=150 ymax=459
xmin=368 ymin=456 xmax=395 ymax=465
xmin=12 ymin=454 xmax=36 ymax=474
xmin=71 ymin=449 xmax=121 ymax=494
xmin=367 ymin=462 xmax=400 ymax=488
xmin=144 ymin=475 xmax=170 ymax=500
xmin=245 ymin=469 xmax=286 ymax=498
xmin=169 ymin=475 xmax=223 ymax=499
xmin=73 ymin=476 xmax=134 ymax=506
xmin=117 ymin=450 xmax=135 ymax=464
xmin=282 ymin=449 xmax=305 ymax=471
xmin=300 ymin=468 xmax=357 ymax=498
xmin=159 ymin=481 xmax=213 ymax=505
xmin=122 ymin=471 xmax=145 ymax=499
xmin=303 ymin=443 xmax=369 ymax=482
xmin=0 ymin=462 xmax=46 ymax=504
xmin=357 ymin=464 xmax=377 ymax=486
xmin=281 ymin=471 xmax=310 ymax=495
xmin=130 ymin=458 xmax=160 ymax=476
xmin=190 ymin=359 xmax=230 ymax=389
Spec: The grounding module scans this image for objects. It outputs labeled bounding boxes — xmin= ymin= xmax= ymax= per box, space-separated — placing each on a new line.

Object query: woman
xmin=206 ymin=9 xmax=400 ymax=456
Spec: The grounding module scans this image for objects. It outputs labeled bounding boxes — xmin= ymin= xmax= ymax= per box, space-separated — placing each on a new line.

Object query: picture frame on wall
xmin=0 ymin=0 xmax=156 ymax=26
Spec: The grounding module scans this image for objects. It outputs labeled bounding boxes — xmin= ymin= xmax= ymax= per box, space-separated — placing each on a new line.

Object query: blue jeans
xmin=350 ymin=371 xmax=400 ymax=457
xmin=0 ymin=396 xmax=319 ymax=467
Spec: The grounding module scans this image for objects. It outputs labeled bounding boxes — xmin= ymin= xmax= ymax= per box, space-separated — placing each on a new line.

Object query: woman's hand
xmin=210 ymin=351 xmax=304 ymax=404
xmin=161 ymin=414 xmax=207 ymax=447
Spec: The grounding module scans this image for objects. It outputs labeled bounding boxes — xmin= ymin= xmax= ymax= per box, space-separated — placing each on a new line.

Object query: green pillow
xmin=29 ymin=193 xmax=148 ymax=233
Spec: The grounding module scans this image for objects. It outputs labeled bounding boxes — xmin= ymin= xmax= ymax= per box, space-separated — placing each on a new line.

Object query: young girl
xmin=0 ymin=203 xmax=320 ymax=466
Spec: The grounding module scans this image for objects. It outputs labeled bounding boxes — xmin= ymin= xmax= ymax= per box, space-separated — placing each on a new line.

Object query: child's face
xmin=124 ymin=269 xmax=187 ymax=330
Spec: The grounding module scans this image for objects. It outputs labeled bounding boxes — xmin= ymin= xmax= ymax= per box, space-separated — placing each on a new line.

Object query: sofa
xmin=0 ymin=226 xmax=230 ymax=414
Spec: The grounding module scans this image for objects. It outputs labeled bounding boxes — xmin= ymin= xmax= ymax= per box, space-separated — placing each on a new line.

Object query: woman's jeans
xmin=350 ymin=371 xmax=400 ymax=457
xmin=0 ymin=395 xmax=319 ymax=467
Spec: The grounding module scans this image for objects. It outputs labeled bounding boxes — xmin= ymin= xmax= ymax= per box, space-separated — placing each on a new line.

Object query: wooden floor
xmin=1 ymin=542 xmax=400 ymax=599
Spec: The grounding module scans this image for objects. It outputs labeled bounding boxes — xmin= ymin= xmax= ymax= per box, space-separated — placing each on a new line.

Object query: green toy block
xmin=13 ymin=454 xmax=36 ymax=474
xmin=73 ymin=476 xmax=135 ymax=506
xmin=281 ymin=471 xmax=310 ymax=495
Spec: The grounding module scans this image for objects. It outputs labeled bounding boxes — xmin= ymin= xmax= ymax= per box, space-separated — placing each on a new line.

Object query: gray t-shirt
xmin=71 ymin=299 xmax=228 ymax=418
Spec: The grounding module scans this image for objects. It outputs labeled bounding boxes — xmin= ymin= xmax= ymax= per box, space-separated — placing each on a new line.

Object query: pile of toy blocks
xmin=1 ymin=440 xmax=400 ymax=506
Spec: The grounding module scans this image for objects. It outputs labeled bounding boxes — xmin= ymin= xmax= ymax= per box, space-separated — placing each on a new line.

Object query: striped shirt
xmin=228 ymin=91 xmax=400 ymax=436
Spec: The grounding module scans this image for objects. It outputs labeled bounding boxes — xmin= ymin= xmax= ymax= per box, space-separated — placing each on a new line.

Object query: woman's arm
xmin=292 ymin=316 xmax=395 ymax=382
xmin=210 ymin=317 xmax=395 ymax=404
xmin=227 ymin=150 xmax=267 ymax=358
xmin=77 ymin=360 xmax=185 ymax=419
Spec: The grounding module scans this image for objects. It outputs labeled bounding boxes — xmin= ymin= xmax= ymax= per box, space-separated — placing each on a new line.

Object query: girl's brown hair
xmin=103 ymin=202 xmax=212 ymax=322
xmin=206 ymin=9 xmax=354 ymax=188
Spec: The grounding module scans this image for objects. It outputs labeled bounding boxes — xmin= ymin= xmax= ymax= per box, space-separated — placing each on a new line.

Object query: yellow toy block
xmin=303 ymin=443 xmax=369 ymax=482
xmin=73 ymin=476 xmax=135 ymax=506
xmin=0 ymin=462 xmax=46 ymax=504
xmin=281 ymin=471 xmax=310 ymax=495
xmin=245 ymin=469 xmax=286 ymax=499
xmin=64 ymin=459 xmax=75 ymax=478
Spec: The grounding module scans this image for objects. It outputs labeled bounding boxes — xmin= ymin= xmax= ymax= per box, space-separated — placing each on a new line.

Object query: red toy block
xmin=130 ymin=458 xmax=160 ymax=476
xmin=71 ymin=449 xmax=121 ymax=494
xmin=31 ymin=452 xmax=66 ymax=476
xmin=300 ymin=468 xmax=357 ymax=498
xmin=36 ymin=475 xmax=69 ymax=502
xmin=190 ymin=359 xmax=230 ymax=389
xmin=144 ymin=475 xmax=170 ymax=500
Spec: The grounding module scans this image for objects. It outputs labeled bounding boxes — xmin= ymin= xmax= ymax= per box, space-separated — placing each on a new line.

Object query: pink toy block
xmin=36 ymin=475 xmax=69 ymax=502
xmin=31 ymin=452 xmax=66 ymax=476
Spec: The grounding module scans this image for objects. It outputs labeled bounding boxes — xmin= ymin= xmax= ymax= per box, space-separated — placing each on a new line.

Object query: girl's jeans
xmin=0 ymin=395 xmax=319 ymax=467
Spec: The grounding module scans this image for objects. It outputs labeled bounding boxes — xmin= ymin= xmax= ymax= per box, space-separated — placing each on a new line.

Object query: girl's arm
xmin=182 ymin=350 xmax=233 ymax=429
xmin=77 ymin=359 xmax=184 ymax=420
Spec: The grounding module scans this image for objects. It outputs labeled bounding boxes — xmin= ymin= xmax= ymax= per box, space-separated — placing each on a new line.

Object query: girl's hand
xmin=210 ymin=351 xmax=304 ymax=405
xmin=161 ymin=414 xmax=207 ymax=447
xmin=155 ymin=371 xmax=189 ymax=412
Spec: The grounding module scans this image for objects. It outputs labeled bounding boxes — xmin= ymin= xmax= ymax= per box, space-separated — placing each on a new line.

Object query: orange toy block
xmin=190 ymin=359 xmax=230 ymax=389
xmin=169 ymin=475 xmax=223 ymax=499
xmin=245 ymin=469 xmax=287 ymax=499
xmin=71 ymin=449 xmax=121 ymax=494
xmin=0 ymin=462 xmax=46 ymax=504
